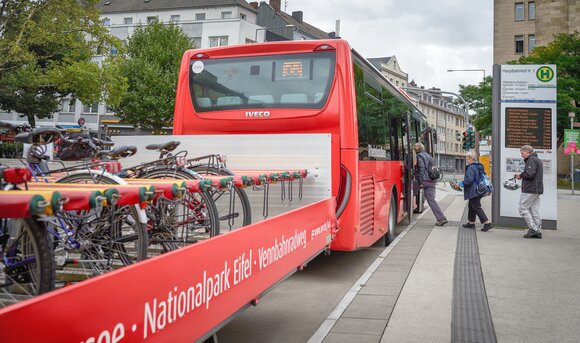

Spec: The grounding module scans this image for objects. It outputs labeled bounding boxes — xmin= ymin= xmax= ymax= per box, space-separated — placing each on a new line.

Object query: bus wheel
xmin=386 ymin=195 xmax=397 ymax=245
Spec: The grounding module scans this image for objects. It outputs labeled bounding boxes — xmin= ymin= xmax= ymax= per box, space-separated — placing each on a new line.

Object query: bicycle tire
xmin=0 ymin=218 xmax=54 ymax=308
xmin=188 ymin=165 xmax=252 ymax=230
xmin=141 ymin=168 xmax=220 ymax=250
xmin=55 ymin=173 xmax=148 ymax=270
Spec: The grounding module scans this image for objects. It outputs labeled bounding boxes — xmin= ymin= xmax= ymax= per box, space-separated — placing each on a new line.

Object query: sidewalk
xmin=313 ymin=186 xmax=580 ymax=343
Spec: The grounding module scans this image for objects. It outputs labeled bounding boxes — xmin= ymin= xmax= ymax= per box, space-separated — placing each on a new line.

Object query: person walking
xmin=414 ymin=143 xmax=447 ymax=226
xmin=459 ymin=151 xmax=493 ymax=231
xmin=515 ymin=145 xmax=544 ymax=239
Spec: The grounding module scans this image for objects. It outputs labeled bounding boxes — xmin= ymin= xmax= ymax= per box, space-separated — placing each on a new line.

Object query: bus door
xmin=390 ymin=113 xmax=413 ymax=223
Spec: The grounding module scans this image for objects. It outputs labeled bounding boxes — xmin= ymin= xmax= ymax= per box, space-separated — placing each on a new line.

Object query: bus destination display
xmin=505 ymin=107 xmax=552 ymax=149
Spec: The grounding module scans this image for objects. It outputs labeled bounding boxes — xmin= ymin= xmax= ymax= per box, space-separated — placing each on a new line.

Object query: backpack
xmin=477 ymin=169 xmax=493 ymax=196
xmin=420 ymin=153 xmax=441 ymax=180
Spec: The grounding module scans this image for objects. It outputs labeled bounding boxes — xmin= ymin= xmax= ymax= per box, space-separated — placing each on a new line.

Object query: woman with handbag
xmin=414 ymin=143 xmax=447 ymax=226
xmin=458 ymin=151 xmax=493 ymax=231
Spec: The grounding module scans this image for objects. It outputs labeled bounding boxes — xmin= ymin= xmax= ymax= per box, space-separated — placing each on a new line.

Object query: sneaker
xmin=462 ymin=223 xmax=475 ymax=229
xmin=436 ymin=218 xmax=448 ymax=226
xmin=481 ymin=223 xmax=493 ymax=232
xmin=523 ymin=230 xmax=542 ymax=239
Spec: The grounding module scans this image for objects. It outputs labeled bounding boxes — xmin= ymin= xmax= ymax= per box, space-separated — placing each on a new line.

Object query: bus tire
xmin=386 ymin=193 xmax=397 ymax=245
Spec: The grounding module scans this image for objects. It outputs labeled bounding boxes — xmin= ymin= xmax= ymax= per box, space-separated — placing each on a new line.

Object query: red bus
xmin=173 ymin=39 xmax=427 ymax=251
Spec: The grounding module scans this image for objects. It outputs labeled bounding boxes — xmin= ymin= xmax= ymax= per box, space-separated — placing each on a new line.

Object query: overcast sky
xmin=284 ymin=0 xmax=492 ymax=94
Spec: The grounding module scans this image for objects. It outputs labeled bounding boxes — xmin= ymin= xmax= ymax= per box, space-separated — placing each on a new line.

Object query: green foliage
xmin=515 ymin=32 xmax=580 ymax=142
xmin=459 ymin=76 xmax=492 ymax=136
xmin=0 ymin=0 xmax=123 ymax=126
xmin=112 ymin=21 xmax=192 ymax=134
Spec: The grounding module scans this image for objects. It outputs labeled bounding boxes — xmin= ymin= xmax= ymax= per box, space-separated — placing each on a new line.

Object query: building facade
xmin=494 ymin=0 xmax=579 ymax=64
xmin=254 ymin=0 xmax=330 ymax=41
xmin=368 ymin=56 xmax=409 ymax=89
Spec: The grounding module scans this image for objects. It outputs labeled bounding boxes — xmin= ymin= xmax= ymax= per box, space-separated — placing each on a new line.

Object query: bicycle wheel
xmin=54 ymin=172 xmax=147 ymax=278
xmin=189 ymin=165 xmax=252 ymax=231
xmin=0 ymin=218 xmax=54 ymax=308
xmin=142 ymin=168 xmax=219 ymax=253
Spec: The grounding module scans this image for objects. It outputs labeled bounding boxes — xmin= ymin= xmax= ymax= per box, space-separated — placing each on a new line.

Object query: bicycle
xmin=0 ymin=165 xmax=55 ymax=307
xmin=89 ymin=141 xmax=221 ymax=252
xmin=13 ymin=128 xmax=149 ymax=282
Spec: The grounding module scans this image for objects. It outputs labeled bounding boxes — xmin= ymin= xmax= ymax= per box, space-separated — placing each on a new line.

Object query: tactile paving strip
xmin=451 ymin=205 xmax=497 ymax=343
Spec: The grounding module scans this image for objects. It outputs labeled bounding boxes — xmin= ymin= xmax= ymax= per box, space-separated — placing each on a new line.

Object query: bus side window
xmin=354 ymin=63 xmax=391 ymax=161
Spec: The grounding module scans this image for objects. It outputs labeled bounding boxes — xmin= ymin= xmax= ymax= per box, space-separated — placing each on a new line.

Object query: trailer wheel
xmin=386 ymin=195 xmax=397 ymax=245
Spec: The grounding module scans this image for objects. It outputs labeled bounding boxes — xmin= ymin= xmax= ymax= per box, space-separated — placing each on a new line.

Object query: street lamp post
xmin=447 ymin=69 xmax=486 ymax=82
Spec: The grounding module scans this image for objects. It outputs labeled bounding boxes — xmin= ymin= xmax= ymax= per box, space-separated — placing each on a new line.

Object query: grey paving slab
xmin=342 ymin=294 xmax=396 ymax=319
xmin=358 ymin=284 xmax=403 ymax=296
xmin=382 ymin=200 xmax=458 ymax=343
xmin=375 ymin=263 xmax=412 ymax=271
xmin=323 ymin=332 xmax=381 ymax=343
xmin=330 ymin=318 xmax=389 ymax=335
xmin=477 ymin=194 xmax=580 ymax=343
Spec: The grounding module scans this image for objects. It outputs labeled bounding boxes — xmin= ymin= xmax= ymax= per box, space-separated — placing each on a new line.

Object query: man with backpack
xmin=414 ymin=143 xmax=448 ymax=226
xmin=515 ymin=145 xmax=544 ymax=239
xmin=458 ymin=151 xmax=493 ymax=231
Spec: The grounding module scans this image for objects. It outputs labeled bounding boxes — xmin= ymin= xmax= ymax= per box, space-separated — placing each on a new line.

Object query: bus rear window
xmin=189 ymin=51 xmax=336 ymax=112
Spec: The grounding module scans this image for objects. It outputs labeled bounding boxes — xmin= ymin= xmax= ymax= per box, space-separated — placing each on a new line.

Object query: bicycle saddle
xmin=14 ymin=127 xmax=61 ymax=144
xmin=95 ymin=145 xmax=137 ymax=160
xmin=146 ymin=140 xmax=180 ymax=153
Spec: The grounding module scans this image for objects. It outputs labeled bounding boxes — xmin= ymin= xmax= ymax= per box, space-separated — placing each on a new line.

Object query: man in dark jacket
xmin=459 ymin=151 xmax=493 ymax=231
xmin=414 ymin=143 xmax=447 ymax=226
xmin=515 ymin=145 xmax=544 ymax=239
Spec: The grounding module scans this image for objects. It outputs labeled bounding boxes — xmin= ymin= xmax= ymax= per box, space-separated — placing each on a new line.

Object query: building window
xmin=61 ymin=99 xmax=76 ymax=113
xmin=147 ymin=16 xmax=157 ymax=24
xmin=209 ymin=36 xmax=228 ymax=47
xmin=102 ymin=18 xmax=111 ymax=26
xmin=195 ymin=13 xmax=206 ymax=20
xmin=528 ymin=34 xmax=536 ymax=52
xmin=528 ymin=1 xmax=535 ymax=20
xmin=193 ymin=37 xmax=202 ymax=48
xmin=515 ymin=3 xmax=524 ymax=21
xmin=221 ymin=11 xmax=232 ymax=19
xmin=83 ymin=103 xmax=98 ymax=113
xmin=170 ymin=15 xmax=180 ymax=23
xmin=240 ymin=13 xmax=247 ymax=20
xmin=123 ymin=17 xmax=133 ymax=25
xmin=515 ymin=35 xmax=524 ymax=53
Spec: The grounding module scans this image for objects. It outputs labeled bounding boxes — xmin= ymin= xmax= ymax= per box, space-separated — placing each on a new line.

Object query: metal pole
xmin=572 ymin=114 xmax=575 ymax=195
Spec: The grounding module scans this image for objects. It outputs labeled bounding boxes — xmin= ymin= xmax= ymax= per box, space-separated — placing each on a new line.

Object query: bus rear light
xmin=314 ymin=44 xmax=336 ymax=51
xmin=192 ymin=53 xmax=209 ymax=59
xmin=335 ymin=164 xmax=351 ymax=218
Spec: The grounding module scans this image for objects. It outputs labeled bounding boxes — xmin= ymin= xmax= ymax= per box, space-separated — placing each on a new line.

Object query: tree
xmin=112 ymin=21 xmax=192 ymax=134
xmin=459 ymin=76 xmax=492 ymax=136
xmin=0 ymin=0 xmax=123 ymax=127
xmin=515 ymin=32 xmax=580 ymax=142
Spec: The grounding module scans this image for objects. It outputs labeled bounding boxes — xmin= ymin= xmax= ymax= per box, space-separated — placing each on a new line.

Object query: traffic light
xmin=468 ymin=129 xmax=476 ymax=149
xmin=461 ymin=131 xmax=469 ymax=150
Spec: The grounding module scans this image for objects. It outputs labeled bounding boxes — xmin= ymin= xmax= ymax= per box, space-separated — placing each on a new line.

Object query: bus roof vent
xmin=314 ymin=44 xmax=336 ymax=51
